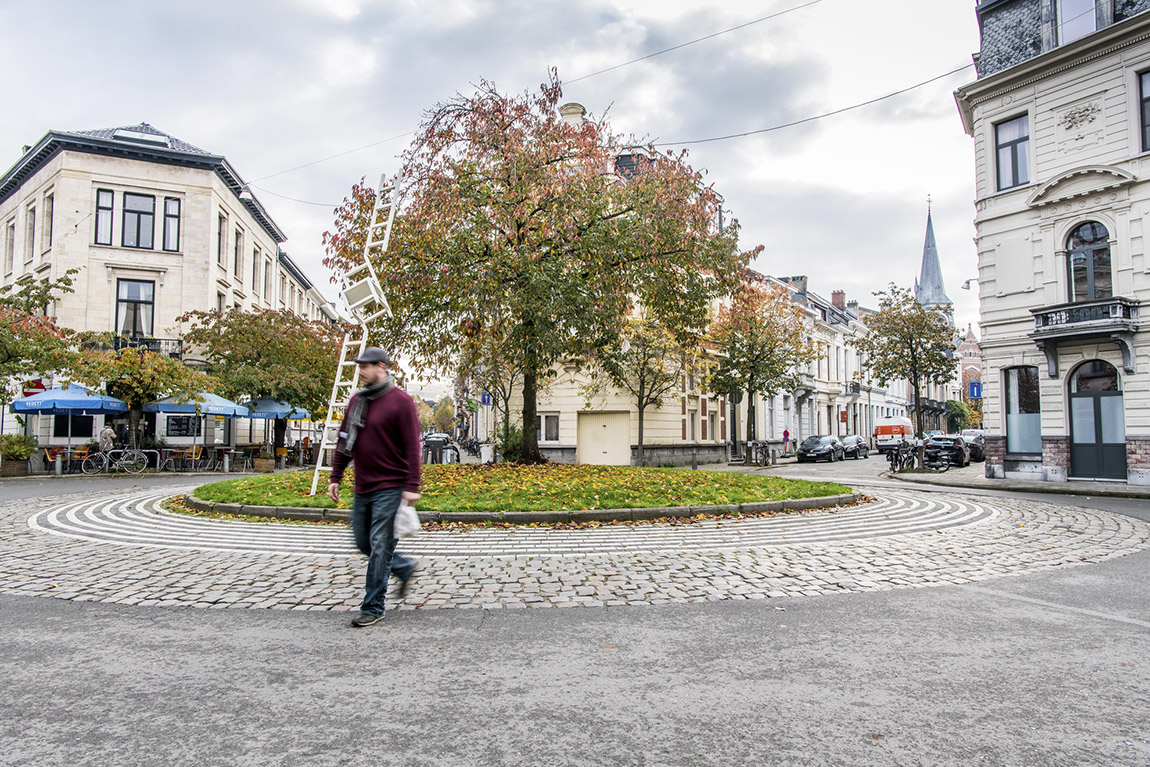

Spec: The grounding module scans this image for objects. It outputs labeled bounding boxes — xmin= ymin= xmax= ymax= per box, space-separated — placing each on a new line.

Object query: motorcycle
xmin=923 ymin=447 xmax=950 ymax=472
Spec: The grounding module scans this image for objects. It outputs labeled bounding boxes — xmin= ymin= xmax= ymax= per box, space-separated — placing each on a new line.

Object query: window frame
xmin=4 ymin=219 xmax=14 ymax=274
xmin=251 ymin=247 xmax=261 ymax=295
xmin=1140 ymin=70 xmax=1150 ymax=153
xmin=95 ymin=189 xmax=114 ymax=246
xmin=23 ymin=205 xmax=35 ymax=264
xmin=994 ymin=114 xmax=1031 ymax=191
xmin=41 ymin=192 xmax=53 ymax=254
xmin=1004 ymin=365 xmax=1042 ymax=455
xmin=537 ymin=413 xmax=560 ymax=443
xmin=1057 ymin=0 xmax=1097 ymax=45
xmin=1065 ymin=221 xmax=1112 ymax=302
xmin=121 ymin=192 xmax=155 ymax=249
xmin=217 ymin=214 xmax=227 ymax=264
xmin=115 ymin=278 xmax=155 ymax=338
xmin=233 ymin=229 xmax=244 ymax=279
xmin=162 ymin=197 xmax=181 ymax=252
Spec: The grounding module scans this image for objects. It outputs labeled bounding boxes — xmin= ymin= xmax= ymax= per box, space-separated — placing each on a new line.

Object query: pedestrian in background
xmin=328 ymin=347 xmax=421 ymax=628
xmin=98 ymin=423 xmax=116 ymax=453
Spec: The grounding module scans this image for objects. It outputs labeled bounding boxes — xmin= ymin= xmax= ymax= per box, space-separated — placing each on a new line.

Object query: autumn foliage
xmin=324 ymin=71 xmax=750 ymax=462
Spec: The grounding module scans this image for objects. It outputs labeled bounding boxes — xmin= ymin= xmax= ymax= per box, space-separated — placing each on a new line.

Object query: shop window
xmin=1004 ymin=366 xmax=1041 ymax=453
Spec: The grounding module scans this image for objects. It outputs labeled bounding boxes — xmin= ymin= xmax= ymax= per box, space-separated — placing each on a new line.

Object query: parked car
xmin=796 ymin=435 xmax=844 ymax=463
xmin=961 ymin=428 xmax=986 ymax=462
xmin=924 ymin=434 xmax=970 ymax=467
xmin=841 ymin=435 xmax=869 ymax=460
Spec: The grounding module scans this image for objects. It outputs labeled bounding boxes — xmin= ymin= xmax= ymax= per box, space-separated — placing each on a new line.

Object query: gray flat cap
xmin=354 ymin=347 xmax=392 ymax=365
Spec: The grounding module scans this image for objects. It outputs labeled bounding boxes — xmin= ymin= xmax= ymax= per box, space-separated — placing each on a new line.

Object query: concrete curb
xmin=182 ymin=491 xmax=860 ymax=525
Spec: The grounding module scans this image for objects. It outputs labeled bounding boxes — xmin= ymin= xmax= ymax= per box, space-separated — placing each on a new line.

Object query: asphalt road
xmin=2 ymin=468 xmax=1148 ymax=766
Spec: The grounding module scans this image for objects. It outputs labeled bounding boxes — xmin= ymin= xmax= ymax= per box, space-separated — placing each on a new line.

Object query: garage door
xmin=576 ymin=412 xmax=631 ymax=465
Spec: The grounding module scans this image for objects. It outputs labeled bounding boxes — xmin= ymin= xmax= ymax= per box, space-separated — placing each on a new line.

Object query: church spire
xmin=915 ymin=200 xmax=950 ymax=308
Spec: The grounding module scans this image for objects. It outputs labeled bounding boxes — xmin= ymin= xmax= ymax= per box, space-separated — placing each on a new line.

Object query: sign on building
xmin=969 ymin=381 xmax=982 ymax=400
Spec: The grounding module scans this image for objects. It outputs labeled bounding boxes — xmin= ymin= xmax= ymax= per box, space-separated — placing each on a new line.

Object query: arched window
xmin=1066 ymin=221 xmax=1112 ymax=302
xmin=1070 ymin=359 xmax=1120 ymax=394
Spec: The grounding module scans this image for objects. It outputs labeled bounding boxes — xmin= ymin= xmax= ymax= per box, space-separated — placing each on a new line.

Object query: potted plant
xmin=252 ymin=445 xmax=276 ymax=473
xmin=0 ymin=434 xmax=38 ymax=476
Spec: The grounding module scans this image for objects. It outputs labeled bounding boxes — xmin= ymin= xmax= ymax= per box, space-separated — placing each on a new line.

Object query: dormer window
xmin=1058 ymin=0 xmax=1097 ymax=45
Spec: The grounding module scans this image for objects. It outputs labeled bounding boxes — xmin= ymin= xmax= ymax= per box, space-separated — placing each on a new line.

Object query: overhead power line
xmin=565 ymin=0 xmax=822 ymax=85
xmin=655 ymin=62 xmax=976 ymax=147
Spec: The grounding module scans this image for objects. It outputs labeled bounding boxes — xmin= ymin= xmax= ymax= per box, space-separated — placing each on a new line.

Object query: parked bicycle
xmin=887 ymin=440 xmax=915 ymax=473
xmin=460 ymin=436 xmax=481 ymax=457
xmin=82 ymin=448 xmax=148 ymax=475
xmin=749 ymin=440 xmax=771 ymax=466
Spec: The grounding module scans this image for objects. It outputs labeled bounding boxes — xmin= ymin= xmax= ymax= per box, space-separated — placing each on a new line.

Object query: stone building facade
xmin=0 ymin=123 xmax=335 ymax=445
xmin=956 ymin=1 xmax=1150 ymax=483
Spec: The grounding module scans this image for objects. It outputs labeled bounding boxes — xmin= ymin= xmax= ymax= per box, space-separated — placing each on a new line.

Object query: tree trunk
xmin=744 ymin=388 xmax=756 ymax=464
xmin=128 ymin=407 xmax=141 ymax=449
xmin=521 ymin=369 xmax=541 ymax=464
xmin=273 ymin=418 xmax=288 ymax=450
xmin=637 ymin=404 xmax=646 ymax=467
xmin=912 ymin=377 xmax=925 ymax=469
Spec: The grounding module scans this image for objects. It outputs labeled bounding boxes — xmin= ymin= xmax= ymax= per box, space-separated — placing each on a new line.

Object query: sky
xmin=0 ymin=0 xmax=984 ymax=348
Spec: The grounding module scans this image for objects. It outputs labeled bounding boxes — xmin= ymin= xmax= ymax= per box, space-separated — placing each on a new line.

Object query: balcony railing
xmin=1030 ymin=296 xmax=1139 ymax=376
xmin=1032 ymin=296 xmax=1138 ymax=334
xmin=113 ymin=336 xmax=184 ymax=359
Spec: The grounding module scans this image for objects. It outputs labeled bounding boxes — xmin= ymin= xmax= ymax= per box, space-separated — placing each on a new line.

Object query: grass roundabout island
xmin=183 ymin=465 xmax=857 ymax=526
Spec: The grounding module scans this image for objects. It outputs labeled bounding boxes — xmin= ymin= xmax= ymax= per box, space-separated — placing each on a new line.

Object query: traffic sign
xmin=22 ymin=379 xmax=46 ymax=398
xmin=969 ymin=381 xmax=982 ymax=400
xmin=480 ymin=392 xmax=492 ymax=406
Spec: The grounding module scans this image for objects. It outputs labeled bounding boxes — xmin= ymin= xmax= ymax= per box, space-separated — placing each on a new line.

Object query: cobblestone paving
xmin=2 ymin=486 xmax=1147 ymax=612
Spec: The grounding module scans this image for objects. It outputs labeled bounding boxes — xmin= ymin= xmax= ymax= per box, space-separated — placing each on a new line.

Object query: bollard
xmin=55 ymin=453 xmax=62 ymax=476
xmin=771 ymin=448 xmax=777 ymax=466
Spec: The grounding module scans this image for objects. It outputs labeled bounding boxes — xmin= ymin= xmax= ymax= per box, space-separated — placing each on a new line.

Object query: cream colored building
xmin=956 ymin=1 xmax=1150 ymax=483
xmin=0 ymin=123 xmax=336 ymax=445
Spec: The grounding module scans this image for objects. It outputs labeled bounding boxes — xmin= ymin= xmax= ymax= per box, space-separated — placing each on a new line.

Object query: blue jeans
xmin=351 ymin=488 xmax=415 ymax=616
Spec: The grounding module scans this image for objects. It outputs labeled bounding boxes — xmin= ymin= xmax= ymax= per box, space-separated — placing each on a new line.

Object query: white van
xmin=873 ymin=416 xmax=914 ymax=454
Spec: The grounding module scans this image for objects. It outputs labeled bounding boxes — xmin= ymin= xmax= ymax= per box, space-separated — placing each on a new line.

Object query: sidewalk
xmin=714 ymin=452 xmax=1150 ymax=499
xmin=888 ymin=465 xmax=1150 ymax=499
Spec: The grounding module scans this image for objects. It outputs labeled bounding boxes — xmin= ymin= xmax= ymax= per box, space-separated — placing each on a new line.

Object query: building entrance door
xmin=1068 ymin=360 xmax=1126 ymax=480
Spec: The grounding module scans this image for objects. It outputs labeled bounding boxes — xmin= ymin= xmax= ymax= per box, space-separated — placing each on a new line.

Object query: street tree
xmin=177 ymin=308 xmax=346 ymax=449
xmin=584 ymin=314 xmax=690 ymax=466
xmin=0 ymin=270 xmax=80 ymax=402
xmin=323 ymin=72 xmax=749 ymax=462
xmin=73 ymin=347 xmax=212 ymax=447
xmin=709 ymin=279 xmax=814 ymax=460
xmin=946 ymin=399 xmax=971 ymax=433
xmin=433 ymin=396 xmax=454 ymax=434
xmin=415 ymin=398 xmax=434 ymax=432
xmin=850 ymin=284 xmax=958 ymax=467
xmin=458 ymin=309 xmax=523 ymax=452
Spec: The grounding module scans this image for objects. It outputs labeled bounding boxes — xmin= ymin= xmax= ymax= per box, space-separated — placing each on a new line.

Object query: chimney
xmin=831 ymin=290 xmax=846 ymax=310
xmin=559 ymin=102 xmax=587 ymax=128
xmin=847 ymin=299 xmax=859 ymax=315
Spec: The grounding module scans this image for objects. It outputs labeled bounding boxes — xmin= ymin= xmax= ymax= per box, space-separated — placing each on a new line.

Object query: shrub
xmin=0 ymin=434 xmax=38 ymax=461
xmin=498 ymin=424 xmax=523 ymax=463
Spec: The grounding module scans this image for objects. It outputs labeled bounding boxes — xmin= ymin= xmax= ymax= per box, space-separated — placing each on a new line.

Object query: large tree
xmin=178 ymin=308 xmax=346 ymax=449
xmin=584 ymin=314 xmax=690 ymax=466
xmin=851 ymin=284 xmax=958 ymax=467
xmin=709 ymin=279 xmax=814 ymax=460
xmin=323 ymin=72 xmax=749 ymax=462
xmin=73 ymin=347 xmax=211 ymax=447
xmin=0 ymin=271 xmax=80 ymax=403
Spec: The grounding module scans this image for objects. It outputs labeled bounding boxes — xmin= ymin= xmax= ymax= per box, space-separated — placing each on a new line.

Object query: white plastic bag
xmin=394 ymin=501 xmax=421 ymax=538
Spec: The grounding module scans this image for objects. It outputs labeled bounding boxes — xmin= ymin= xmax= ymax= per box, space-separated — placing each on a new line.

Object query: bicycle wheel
xmin=82 ymin=454 xmax=105 ymax=475
xmin=119 ymin=450 xmax=149 ymax=474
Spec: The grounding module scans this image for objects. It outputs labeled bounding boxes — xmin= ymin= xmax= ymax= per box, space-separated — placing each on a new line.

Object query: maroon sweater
xmin=330 ymin=387 xmax=422 ymax=495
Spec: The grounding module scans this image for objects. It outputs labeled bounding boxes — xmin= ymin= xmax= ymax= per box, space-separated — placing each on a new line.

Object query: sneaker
xmin=350 ymin=611 xmax=384 ymax=627
xmin=396 ymin=565 xmax=417 ymax=599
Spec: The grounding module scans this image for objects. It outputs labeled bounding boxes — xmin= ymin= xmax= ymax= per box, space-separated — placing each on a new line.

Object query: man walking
xmin=328 ymin=347 xmax=421 ymax=627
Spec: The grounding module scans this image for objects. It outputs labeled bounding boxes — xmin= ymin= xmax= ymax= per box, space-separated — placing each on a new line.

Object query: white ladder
xmin=310 ymin=174 xmax=399 ymax=496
